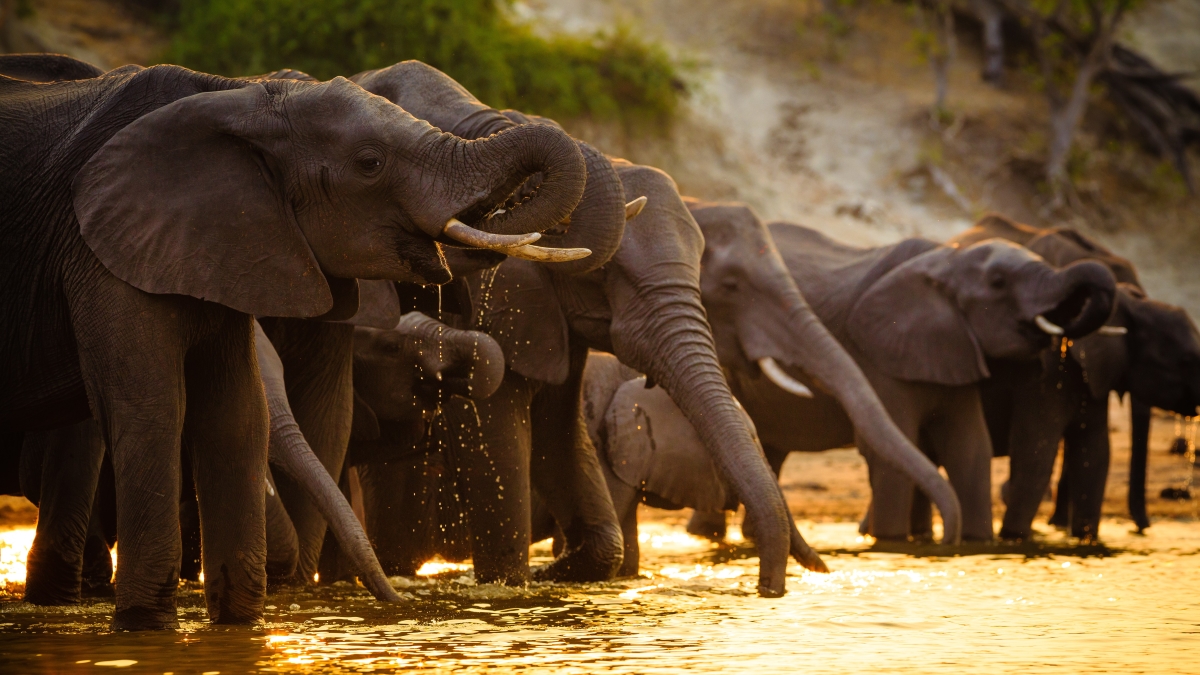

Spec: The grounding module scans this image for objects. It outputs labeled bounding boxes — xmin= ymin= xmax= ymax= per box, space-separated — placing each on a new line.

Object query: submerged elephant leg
xmin=70 ymin=280 xmax=189 ymax=631
xmin=1000 ymin=373 xmax=1074 ymax=541
xmin=1047 ymin=463 xmax=1071 ymax=528
xmin=259 ymin=319 xmax=355 ymax=586
xmin=1062 ymin=398 xmax=1109 ymax=541
xmin=449 ymin=376 xmax=535 ymax=585
xmin=358 ymin=456 xmax=439 ymax=577
xmin=81 ymin=496 xmax=115 ymax=598
xmin=23 ymin=420 xmax=105 ymax=606
xmin=927 ymin=390 xmax=995 ymax=541
xmin=179 ymin=460 xmax=202 ymax=582
xmin=529 ymin=349 xmax=623 ymax=582
xmin=185 ymin=314 xmax=269 ymax=625
xmin=686 ymin=510 xmax=728 ymax=541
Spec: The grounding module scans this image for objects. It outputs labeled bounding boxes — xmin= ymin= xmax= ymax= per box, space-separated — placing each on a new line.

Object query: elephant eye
xmin=722 ymin=277 xmax=739 ymax=292
xmin=354 ymin=149 xmax=384 ymax=177
xmin=989 ymin=273 xmax=1006 ymax=290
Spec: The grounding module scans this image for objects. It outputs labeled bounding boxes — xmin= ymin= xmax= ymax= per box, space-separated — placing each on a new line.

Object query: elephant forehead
xmin=961 ymin=238 xmax=1043 ymax=267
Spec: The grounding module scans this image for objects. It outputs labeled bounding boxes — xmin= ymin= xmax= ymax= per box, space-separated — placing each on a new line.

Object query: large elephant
xmin=0 ymin=61 xmax=587 ymax=629
xmin=948 ymin=214 xmax=1200 ymax=539
xmin=637 ymin=211 xmax=1115 ymax=542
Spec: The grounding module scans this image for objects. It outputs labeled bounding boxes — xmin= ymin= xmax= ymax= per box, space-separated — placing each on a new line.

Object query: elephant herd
xmin=0 ymin=53 xmax=1196 ymax=632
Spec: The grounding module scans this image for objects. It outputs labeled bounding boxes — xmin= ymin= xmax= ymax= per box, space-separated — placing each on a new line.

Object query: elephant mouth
xmin=1030 ymin=280 xmax=1111 ymax=341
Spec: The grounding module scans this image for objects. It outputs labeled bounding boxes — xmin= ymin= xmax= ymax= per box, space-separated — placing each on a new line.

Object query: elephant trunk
xmin=1047 ymin=260 xmax=1117 ymax=339
xmin=396 ymin=312 xmax=506 ymax=401
xmin=763 ymin=288 xmax=963 ymax=544
xmin=536 ymin=141 xmax=627 ymax=275
xmin=613 ymin=298 xmax=791 ymax=597
xmin=254 ymin=323 xmax=400 ymax=603
xmin=448 ymin=123 xmax=587 ymax=236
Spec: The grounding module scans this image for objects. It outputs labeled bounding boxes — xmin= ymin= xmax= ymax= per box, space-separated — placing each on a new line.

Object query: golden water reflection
xmin=1 ymin=519 xmax=1199 ymax=673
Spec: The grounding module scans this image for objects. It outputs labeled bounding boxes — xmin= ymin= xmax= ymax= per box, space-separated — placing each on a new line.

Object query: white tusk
xmin=1098 ymin=325 xmax=1128 ymax=336
xmin=625 ymin=196 xmax=648 ymax=220
xmin=443 ymin=218 xmax=541 ymax=249
xmin=758 ymin=357 xmax=814 ymax=398
xmin=497 ymin=244 xmax=591 ymax=263
xmin=1035 ymin=315 xmax=1064 ymax=336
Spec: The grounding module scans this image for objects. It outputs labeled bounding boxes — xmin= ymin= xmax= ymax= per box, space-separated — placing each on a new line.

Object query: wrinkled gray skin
xmin=949 ymin=215 xmax=1200 ymax=539
xmin=451 ymin=163 xmax=807 ymax=596
xmin=689 ymin=221 xmax=1116 ymax=542
xmin=12 ymin=320 xmax=403 ymax=606
xmin=344 ymin=312 xmax=506 ymax=577
xmin=0 ymin=60 xmax=585 ymax=629
xmin=575 ymin=201 xmax=977 ymax=574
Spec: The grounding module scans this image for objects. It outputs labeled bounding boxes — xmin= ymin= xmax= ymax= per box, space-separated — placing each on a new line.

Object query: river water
xmin=1 ymin=516 xmax=1198 ymax=674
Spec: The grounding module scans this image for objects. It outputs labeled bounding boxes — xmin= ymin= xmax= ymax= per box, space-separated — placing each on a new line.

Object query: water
xmin=2 ymin=516 xmax=1198 ymax=674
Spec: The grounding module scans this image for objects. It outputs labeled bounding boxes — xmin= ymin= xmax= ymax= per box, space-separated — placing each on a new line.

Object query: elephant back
xmin=606 ymin=377 xmax=753 ymax=512
xmin=767 ymin=222 xmax=938 ymax=335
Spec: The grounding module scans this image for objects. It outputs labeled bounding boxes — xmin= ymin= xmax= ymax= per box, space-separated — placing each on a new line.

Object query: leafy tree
xmin=165 ymin=0 xmax=685 ymax=128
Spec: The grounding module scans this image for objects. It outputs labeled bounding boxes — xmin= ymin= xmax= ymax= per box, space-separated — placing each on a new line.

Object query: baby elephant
xmin=579 ymin=352 xmax=827 ymax=577
xmin=343 ymin=313 xmax=506 ymax=577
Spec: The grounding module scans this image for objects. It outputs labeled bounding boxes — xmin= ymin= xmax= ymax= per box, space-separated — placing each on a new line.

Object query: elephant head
xmin=72 ymin=70 xmax=588 ymax=317
xmin=687 ymin=201 xmax=963 ymax=543
xmin=834 ymin=235 xmax=1117 ymax=385
xmin=350 ymin=311 xmax=506 ymax=448
xmin=350 ymin=61 xmax=630 ymax=274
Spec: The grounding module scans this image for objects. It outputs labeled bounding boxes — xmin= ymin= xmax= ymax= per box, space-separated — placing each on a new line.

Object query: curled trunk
xmin=254 ymin=323 xmax=400 ymax=602
xmin=1054 ymin=260 xmax=1118 ymax=338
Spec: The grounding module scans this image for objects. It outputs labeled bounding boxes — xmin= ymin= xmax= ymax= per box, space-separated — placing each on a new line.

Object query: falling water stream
xmin=1 ymin=515 xmax=1198 ymax=674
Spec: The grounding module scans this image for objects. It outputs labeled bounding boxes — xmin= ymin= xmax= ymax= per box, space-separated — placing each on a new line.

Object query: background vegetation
xmin=164 ymin=0 xmax=686 ymax=128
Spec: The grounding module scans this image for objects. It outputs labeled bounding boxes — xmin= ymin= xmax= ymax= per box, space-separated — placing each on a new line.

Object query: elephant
xmin=947 ymin=214 xmax=1200 ymax=539
xmin=0 ymin=61 xmax=588 ymax=629
xmin=339 ymin=310 xmax=506 ymax=578
xmin=616 ymin=208 xmax=1116 ymax=543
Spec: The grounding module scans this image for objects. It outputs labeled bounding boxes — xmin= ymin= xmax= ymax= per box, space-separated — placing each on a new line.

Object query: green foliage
xmin=164 ymin=0 xmax=685 ymax=128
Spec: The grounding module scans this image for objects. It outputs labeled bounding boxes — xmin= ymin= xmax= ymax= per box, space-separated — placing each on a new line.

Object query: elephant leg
xmin=999 ymin=377 xmax=1073 ymax=541
xmin=179 ymin=457 xmax=202 ymax=582
xmin=265 ymin=475 xmax=299 ymax=584
xmin=1062 ymin=397 xmax=1110 ymax=542
xmin=259 ymin=319 xmax=355 ymax=586
xmin=71 ymin=288 xmax=192 ymax=630
xmin=81 ymin=495 xmax=115 ymax=598
xmin=358 ymin=456 xmax=439 ymax=577
xmin=529 ymin=348 xmax=623 ymax=582
xmin=686 ymin=510 xmax=728 ymax=541
xmin=23 ymin=420 xmax=105 ymax=606
xmin=1126 ymin=399 xmax=1152 ymax=532
xmin=926 ymin=390 xmax=995 ymax=542
xmin=1047 ymin=463 xmax=1071 ymax=528
xmin=864 ymin=443 xmax=918 ymax=541
xmin=316 ymin=467 xmax=360 ymax=585
xmin=908 ymin=491 xmax=934 ymax=543
xmin=184 ymin=314 xmax=269 ymax=625
xmin=446 ymin=378 xmax=535 ymax=585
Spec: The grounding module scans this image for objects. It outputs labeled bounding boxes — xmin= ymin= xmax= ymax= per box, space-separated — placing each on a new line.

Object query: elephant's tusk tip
xmin=500 ymin=244 xmax=591 ymax=263
xmin=1034 ymin=314 xmax=1065 ymax=336
xmin=625 ymin=196 xmax=648 ymax=220
xmin=758 ymin=357 xmax=814 ymax=398
xmin=1097 ymin=325 xmax=1128 ymax=336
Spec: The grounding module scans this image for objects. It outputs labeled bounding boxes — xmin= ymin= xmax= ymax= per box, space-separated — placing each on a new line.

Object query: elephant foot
xmin=1047 ymin=509 xmax=1069 ymax=529
xmin=23 ymin=585 xmax=81 ymax=607
xmin=997 ymin=526 xmax=1029 ymax=542
xmin=530 ymin=519 xmax=622 ymax=583
xmin=81 ymin=579 xmax=115 ymax=599
xmin=686 ymin=510 xmax=727 ymax=542
xmin=112 ymin=606 xmax=179 ymax=632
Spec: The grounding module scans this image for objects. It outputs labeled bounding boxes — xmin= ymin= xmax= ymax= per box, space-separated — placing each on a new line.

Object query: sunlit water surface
xmin=1 ymin=519 xmax=1198 ymax=673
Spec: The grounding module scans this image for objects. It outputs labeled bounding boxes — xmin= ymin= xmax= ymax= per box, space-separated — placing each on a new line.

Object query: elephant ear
xmin=336 ymin=279 xmax=402 ymax=329
xmin=846 ymin=255 xmax=988 ymax=385
xmin=469 ymin=258 xmax=570 ymax=384
xmin=605 ymin=378 xmax=734 ymax=512
xmin=73 ymin=84 xmax=333 ymax=318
